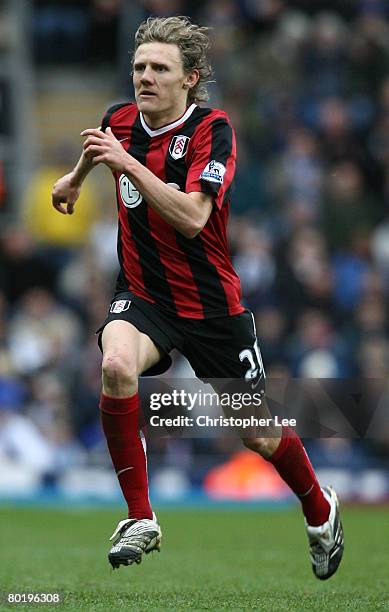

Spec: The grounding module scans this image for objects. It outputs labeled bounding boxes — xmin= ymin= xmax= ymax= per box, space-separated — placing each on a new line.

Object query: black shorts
xmin=96 ymin=291 xmax=265 ymax=384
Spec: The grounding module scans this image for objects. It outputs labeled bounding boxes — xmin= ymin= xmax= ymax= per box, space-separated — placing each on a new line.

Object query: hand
xmin=81 ymin=127 xmax=130 ymax=173
xmin=52 ymin=172 xmax=82 ymax=215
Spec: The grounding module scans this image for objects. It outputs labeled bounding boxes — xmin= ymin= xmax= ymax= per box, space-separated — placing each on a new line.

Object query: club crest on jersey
xmin=169 ymin=135 xmax=190 ymax=160
xmin=110 ymin=300 xmax=131 ymax=314
xmin=200 ymin=160 xmax=226 ymax=184
xmin=119 ymin=174 xmax=143 ymax=208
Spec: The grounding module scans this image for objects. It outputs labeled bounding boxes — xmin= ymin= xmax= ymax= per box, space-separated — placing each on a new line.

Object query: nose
xmin=140 ymin=65 xmax=154 ymax=85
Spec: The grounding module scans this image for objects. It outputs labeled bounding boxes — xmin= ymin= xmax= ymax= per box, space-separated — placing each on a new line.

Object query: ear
xmin=184 ymin=69 xmax=200 ymax=90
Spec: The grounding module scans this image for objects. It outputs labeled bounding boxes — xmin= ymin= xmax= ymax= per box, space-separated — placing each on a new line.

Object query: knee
xmin=102 ymin=352 xmax=138 ymax=394
xmin=242 ymin=437 xmax=278 ymax=459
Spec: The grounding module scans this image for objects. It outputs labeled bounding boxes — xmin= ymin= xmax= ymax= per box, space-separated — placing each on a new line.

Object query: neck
xmin=142 ymin=103 xmax=190 ymax=130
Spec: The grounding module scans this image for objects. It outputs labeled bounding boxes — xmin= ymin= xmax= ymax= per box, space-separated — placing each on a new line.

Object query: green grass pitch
xmin=0 ymin=506 xmax=387 ymax=611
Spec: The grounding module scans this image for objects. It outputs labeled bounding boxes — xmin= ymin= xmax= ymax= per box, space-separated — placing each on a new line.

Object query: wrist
xmin=123 ymin=155 xmax=138 ymax=178
xmin=72 ymin=155 xmax=93 ymax=185
xmin=69 ymin=169 xmax=83 ymax=187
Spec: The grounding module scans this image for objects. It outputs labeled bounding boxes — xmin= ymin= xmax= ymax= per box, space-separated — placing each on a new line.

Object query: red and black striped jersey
xmin=101 ymin=101 xmax=244 ymax=319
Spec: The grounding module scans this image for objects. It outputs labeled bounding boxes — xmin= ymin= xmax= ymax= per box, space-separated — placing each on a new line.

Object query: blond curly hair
xmin=134 ymin=16 xmax=213 ymax=104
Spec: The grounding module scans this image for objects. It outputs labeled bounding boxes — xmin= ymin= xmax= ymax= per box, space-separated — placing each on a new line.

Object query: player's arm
xmin=120 ymin=158 xmax=213 ymax=239
xmin=52 ymin=148 xmax=94 ymax=215
xmin=81 ymin=127 xmax=213 ymax=238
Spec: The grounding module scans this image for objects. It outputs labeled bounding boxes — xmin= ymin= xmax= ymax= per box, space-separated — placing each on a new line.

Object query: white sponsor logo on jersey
xmin=169 ymin=135 xmax=190 ymax=160
xmin=200 ymin=160 xmax=226 ymax=184
xmin=110 ymin=299 xmax=131 ymax=314
xmin=119 ymin=174 xmax=143 ymax=208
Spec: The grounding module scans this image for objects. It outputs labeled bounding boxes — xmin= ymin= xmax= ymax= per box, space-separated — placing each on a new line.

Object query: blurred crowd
xmin=1 ymin=0 xmax=389 ymax=497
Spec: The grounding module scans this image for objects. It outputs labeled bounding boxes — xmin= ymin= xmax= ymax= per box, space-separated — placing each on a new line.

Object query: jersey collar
xmin=139 ymin=103 xmax=197 ymax=137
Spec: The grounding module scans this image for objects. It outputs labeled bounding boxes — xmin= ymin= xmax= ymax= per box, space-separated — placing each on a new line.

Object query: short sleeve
xmin=101 ymin=103 xmax=132 ymax=132
xmin=186 ymin=117 xmax=236 ymax=210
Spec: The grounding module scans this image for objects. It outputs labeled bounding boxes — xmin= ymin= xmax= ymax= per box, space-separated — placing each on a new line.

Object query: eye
xmin=155 ymin=65 xmax=167 ymax=72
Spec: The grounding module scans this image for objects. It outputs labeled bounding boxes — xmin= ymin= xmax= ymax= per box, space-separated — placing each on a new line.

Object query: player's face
xmin=133 ymin=42 xmax=198 ymax=127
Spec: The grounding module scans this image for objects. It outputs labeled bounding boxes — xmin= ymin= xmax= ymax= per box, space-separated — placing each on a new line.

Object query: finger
xmin=54 ymin=203 xmax=67 ymax=214
xmin=84 ymin=144 xmax=104 ymax=158
xmin=81 ymin=128 xmax=105 ymax=138
xmin=91 ymin=155 xmax=105 ymax=165
xmin=83 ymin=136 xmax=105 ymax=149
xmin=105 ymin=126 xmax=118 ymax=140
xmin=52 ymin=195 xmax=67 ymax=214
xmin=67 ymin=201 xmax=75 ymax=215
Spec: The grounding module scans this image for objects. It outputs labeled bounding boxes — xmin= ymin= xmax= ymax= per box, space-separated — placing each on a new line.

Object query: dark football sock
xmin=100 ymin=392 xmax=152 ymax=519
xmin=268 ymin=426 xmax=330 ymax=526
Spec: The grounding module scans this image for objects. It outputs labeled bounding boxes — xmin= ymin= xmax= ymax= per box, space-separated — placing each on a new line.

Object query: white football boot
xmin=108 ymin=512 xmax=161 ymax=569
xmin=305 ymin=486 xmax=344 ymax=580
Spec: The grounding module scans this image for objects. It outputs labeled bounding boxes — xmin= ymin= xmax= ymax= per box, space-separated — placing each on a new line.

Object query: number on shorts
xmin=239 ymin=339 xmax=265 ymax=387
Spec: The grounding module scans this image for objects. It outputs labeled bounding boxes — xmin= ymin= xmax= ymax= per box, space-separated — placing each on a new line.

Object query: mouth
xmin=138 ymin=91 xmax=157 ymax=98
